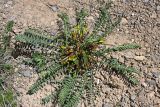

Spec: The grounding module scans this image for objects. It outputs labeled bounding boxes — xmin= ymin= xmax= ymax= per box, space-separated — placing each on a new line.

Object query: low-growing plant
xmin=0 ymin=21 xmax=17 ymax=107
xmin=0 ymin=78 xmax=17 ymax=107
xmin=24 ymin=52 xmax=46 ymax=69
xmin=0 ymin=21 xmax=14 ymax=73
xmin=15 ymin=3 xmax=140 ymax=107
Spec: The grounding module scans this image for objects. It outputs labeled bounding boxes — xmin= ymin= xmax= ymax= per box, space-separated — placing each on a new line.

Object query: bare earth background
xmin=0 ymin=0 xmax=160 ymax=107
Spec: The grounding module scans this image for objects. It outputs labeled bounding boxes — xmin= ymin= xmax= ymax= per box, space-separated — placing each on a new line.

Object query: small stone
xmin=131 ymin=95 xmax=136 ymax=101
xmin=4 ymin=4 xmax=9 ymax=8
xmin=157 ymin=5 xmax=160 ymax=11
xmin=14 ymin=68 xmax=18 ymax=72
xmin=102 ymin=103 xmax=113 ymax=107
xmin=81 ymin=102 xmax=85 ymax=107
xmin=20 ymin=70 xmax=32 ymax=77
xmin=13 ymin=27 xmax=22 ymax=34
xmin=152 ymin=72 xmax=160 ymax=78
xmin=2 ymin=14 xmax=7 ymax=19
xmin=51 ymin=21 xmax=55 ymax=26
xmin=7 ymin=1 xmax=13 ymax=5
xmin=148 ymin=91 xmax=155 ymax=98
xmin=120 ymin=18 xmax=128 ymax=25
xmin=150 ymin=12 xmax=157 ymax=18
xmin=50 ymin=5 xmax=59 ymax=12
xmin=134 ymin=56 xmax=146 ymax=61
xmin=97 ymin=31 xmax=104 ymax=35
xmin=124 ymin=51 xmax=135 ymax=59
xmin=146 ymin=79 xmax=156 ymax=86
xmin=101 ymin=85 xmax=111 ymax=94
xmin=97 ymin=79 xmax=100 ymax=84
xmin=20 ymin=64 xmax=26 ymax=69
xmin=50 ymin=31 xmax=56 ymax=36
xmin=131 ymin=39 xmax=135 ymax=42
xmin=70 ymin=18 xmax=76 ymax=25
xmin=120 ymin=102 xmax=127 ymax=107
xmin=87 ymin=16 xmax=94 ymax=21
xmin=131 ymin=13 xmax=135 ymax=16
xmin=123 ymin=0 xmax=128 ymax=3
xmin=141 ymin=82 xmax=147 ymax=87
xmin=119 ymin=57 xmax=125 ymax=63
xmin=111 ymin=54 xmax=119 ymax=59
xmin=143 ymin=0 xmax=149 ymax=3
xmin=131 ymin=102 xmax=136 ymax=107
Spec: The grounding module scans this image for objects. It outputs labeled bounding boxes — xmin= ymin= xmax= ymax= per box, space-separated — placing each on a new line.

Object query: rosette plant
xmin=14 ymin=3 xmax=140 ymax=107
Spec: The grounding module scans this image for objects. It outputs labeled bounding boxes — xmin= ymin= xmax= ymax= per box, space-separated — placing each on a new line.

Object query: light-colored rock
xmin=119 ymin=56 xmax=125 ymax=63
xmin=134 ymin=56 xmax=146 ymax=61
xmin=70 ymin=17 xmax=76 ymax=25
xmin=143 ymin=0 xmax=149 ymax=3
xmin=141 ymin=82 xmax=147 ymax=87
xmin=87 ymin=16 xmax=94 ymax=21
xmin=13 ymin=27 xmax=22 ymax=34
xmin=20 ymin=70 xmax=32 ymax=77
xmin=131 ymin=95 xmax=136 ymax=101
xmin=50 ymin=21 xmax=55 ymax=26
xmin=157 ymin=5 xmax=160 ymax=11
xmin=152 ymin=71 xmax=160 ymax=78
xmin=102 ymin=103 xmax=113 ymax=107
xmin=150 ymin=12 xmax=157 ymax=18
xmin=120 ymin=18 xmax=128 ymax=25
xmin=148 ymin=91 xmax=155 ymax=98
xmin=111 ymin=54 xmax=119 ymax=59
xmin=7 ymin=1 xmax=13 ymax=5
xmin=2 ymin=13 xmax=7 ymax=19
xmin=50 ymin=4 xmax=59 ymax=12
xmin=124 ymin=51 xmax=135 ymax=59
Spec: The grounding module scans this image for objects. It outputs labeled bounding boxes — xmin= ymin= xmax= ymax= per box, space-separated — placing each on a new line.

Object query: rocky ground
xmin=0 ymin=0 xmax=160 ymax=107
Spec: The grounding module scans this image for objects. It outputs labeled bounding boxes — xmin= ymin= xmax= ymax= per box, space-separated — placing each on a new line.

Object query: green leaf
xmin=5 ymin=21 xmax=14 ymax=33
xmin=95 ymin=43 xmax=141 ymax=56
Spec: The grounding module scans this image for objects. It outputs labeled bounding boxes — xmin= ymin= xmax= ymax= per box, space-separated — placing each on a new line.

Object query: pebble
xmin=87 ymin=16 xmax=94 ymax=21
xmin=147 ymin=79 xmax=156 ymax=86
xmin=152 ymin=72 xmax=160 ymax=78
xmin=101 ymin=86 xmax=111 ymax=94
xmin=130 ymin=95 xmax=136 ymax=101
xmin=120 ymin=102 xmax=127 ymax=107
xmin=141 ymin=82 xmax=148 ymax=87
xmin=97 ymin=31 xmax=104 ymax=35
xmin=50 ymin=4 xmax=59 ymax=12
xmin=123 ymin=0 xmax=128 ymax=3
xmin=157 ymin=5 xmax=160 ymax=11
xmin=20 ymin=70 xmax=32 ymax=77
xmin=19 ymin=64 xmax=26 ymax=69
xmin=102 ymin=103 xmax=113 ymax=107
xmin=50 ymin=21 xmax=55 ymax=26
xmin=148 ymin=91 xmax=155 ymax=98
xmin=14 ymin=68 xmax=18 ymax=72
xmin=130 ymin=102 xmax=137 ymax=107
xmin=150 ymin=12 xmax=157 ymax=18
xmin=13 ymin=27 xmax=22 ymax=34
xmin=143 ymin=0 xmax=149 ymax=3
xmin=70 ymin=18 xmax=76 ymax=25
xmin=111 ymin=54 xmax=119 ymax=59
xmin=119 ymin=56 xmax=125 ymax=63
xmin=7 ymin=1 xmax=13 ymax=5
xmin=120 ymin=18 xmax=128 ymax=25
xmin=124 ymin=51 xmax=135 ymax=59
xmin=4 ymin=4 xmax=9 ymax=8
xmin=134 ymin=56 xmax=146 ymax=61
xmin=2 ymin=13 xmax=7 ymax=19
